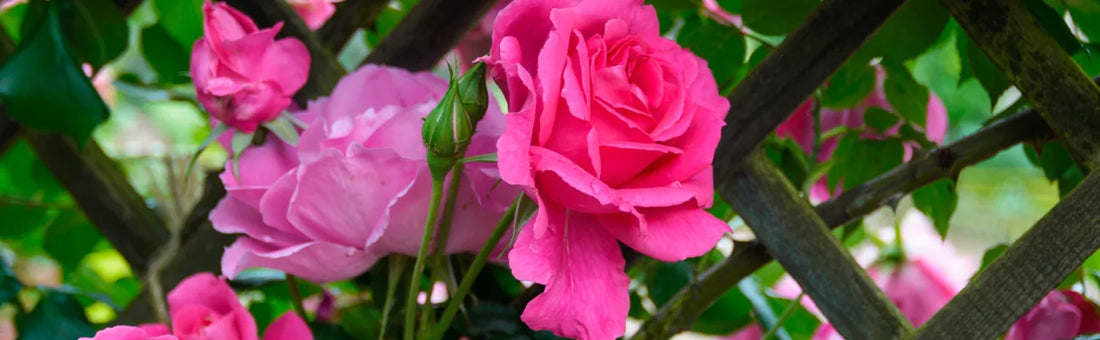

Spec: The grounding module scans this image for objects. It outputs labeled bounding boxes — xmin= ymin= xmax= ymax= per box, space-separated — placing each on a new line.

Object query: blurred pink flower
xmin=211 ymin=65 xmax=518 ymax=282
xmin=454 ymin=0 xmax=511 ymax=70
xmin=776 ymin=66 xmax=948 ymax=202
xmin=286 ymin=0 xmax=337 ymax=30
xmin=484 ymin=0 xmax=730 ymax=338
xmin=79 ymin=326 xmax=179 ymax=340
xmin=191 ymin=1 xmax=310 ymax=132
xmin=1006 ymin=290 xmax=1100 ymax=340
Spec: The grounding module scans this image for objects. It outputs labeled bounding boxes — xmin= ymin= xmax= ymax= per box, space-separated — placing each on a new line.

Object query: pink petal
xmin=320 ymin=65 xmax=447 ymax=123
xmin=262 ymin=312 xmax=313 ymax=340
xmin=222 ymin=237 xmax=380 ymax=283
xmin=509 ymin=205 xmax=630 ymax=339
xmin=79 ymin=326 xmax=180 ymax=340
xmin=258 ymin=169 xmax=312 ymax=240
xmin=530 ymin=146 xmax=625 ymax=214
xmin=497 ymin=100 xmax=537 ymax=188
xmin=286 ymin=0 xmax=336 ymax=30
xmin=172 ymin=305 xmax=258 ymax=340
xmin=259 ymin=38 xmax=310 ymax=94
xmin=204 ymin=2 xmax=259 ymax=47
xmin=287 ymin=147 xmax=420 ymax=248
xmin=600 ymin=204 xmax=727 ymax=262
xmin=210 ymin=196 xmax=306 ymax=248
xmin=221 ymin=138 xmax=299 ymax=208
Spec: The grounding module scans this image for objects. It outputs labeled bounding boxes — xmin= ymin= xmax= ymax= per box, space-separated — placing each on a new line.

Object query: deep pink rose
xmin=285 ymin=0 xmax=336 ymax=30
xmin=191 ymin=2 xmax=310 ymax=132
xmin=211 ymin=65 xmax=518 ymax=282
xmin=1006 ymin=290 xmax=1100 ymax=340
xmin=168 ymin=273 xmax=312 ymax=340
xmin=79 ymin=326 xmax=179 ymax=340
xmin=484 ymin=0 xmax=730 ymax=338
xmin=776 ymin=67 xmax=948 ymax=201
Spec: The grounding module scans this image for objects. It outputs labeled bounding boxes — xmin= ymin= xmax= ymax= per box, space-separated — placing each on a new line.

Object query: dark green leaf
xmin=1071 ymin=8 xmax=1100 ymax=43
xmin=677 ymin=16 xmax=745 ymax=89
xmin=819 ymin=60 xmax=876 ymax=109
xmin=0 ymin=4 xmax=109 ymax=144
xmin=1059 ymin=162 xmax=1085 ymax=197
xmin=43 ymin=211 xmax=101 ymax=271
xmin=964 ymin=34 xmax=1011 ymax=105
xmin=827 ymin=136 xmax=905 ymax=190
xmin=16 ymin=291 xmax=95 ymax=339
xmin=0 ymin=3 xmax=27 ymax=44
xmin=338 ymin=304 xmax=381 ymax=340
xmin=979 ymin=244 xmax=1009 ymax=272
xmin=645 ymin=261 xmax=692 ymax=306
xmin=0 ymin=259 xmax=21 ymax=305
xmin=882 ymin=61 xmax=929 ymax=126
xmin=310 ymin=322 xmax=355 ymax=340
xmin=856 ymin=0 xmax=948 ymax=62
xmin=1022 ymin=0 xmax=1083 ymax=54
xmin=57 ymin=0 xmax=129 ymax=68
xmin=741 ymin=0 xmax=818 ymax=36
xmin=732 ymin=46 xmax=771 ymax=90
xmin=864 ymin=107 xmax=900 ymax=133
xmin=912 ymin=178 xmax=958 ymax=238
xmin=142 ymin=24 xmax=191 ymax=85
xmin=152 ymin=0 xmax=204 ymax=49
xmin=765 ymin=295 xmax=820 ymax=339
xmin=765 ymin=137 xmax=810 ymax=190
xmin=693 ymin=285 xmax=753 ymax=334
xmin=1039 ymin=141 xmax=1076 ymax=181
xmin=718 ymin=0 xmax=742 ymax=13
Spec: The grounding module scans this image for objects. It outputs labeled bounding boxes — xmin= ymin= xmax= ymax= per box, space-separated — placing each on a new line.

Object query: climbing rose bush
xmin=81 ymin=273 xmax=310 ymax=340
xmin=210 ymin=65 xmax=517 ymax=282
xmin=191 ymin=2 xmax=310 ymax=132
xmin=484 ymin=0 xmax=731 ymax=338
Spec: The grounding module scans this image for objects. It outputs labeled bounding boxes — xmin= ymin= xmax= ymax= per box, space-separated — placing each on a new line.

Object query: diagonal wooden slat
xmin=362 ymin=0 xmax=500 ymax=71
xmin=913 ymin=0 xmax=1100 ymax=337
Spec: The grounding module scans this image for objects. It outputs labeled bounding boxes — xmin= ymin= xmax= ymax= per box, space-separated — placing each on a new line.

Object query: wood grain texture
xmin=720 ymin=149 xmax=912 ymax=339
xmin=316 ymin=0 xmax=389 ymax=53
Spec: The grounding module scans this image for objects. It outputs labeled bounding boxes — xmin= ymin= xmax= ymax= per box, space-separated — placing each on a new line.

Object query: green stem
xmin=430 ymin=196 xmax=522 ymax=340
xmin=762 ymin=293 xmax=805 ymax=340
xmin=287 ymin=274 xmax=308 ymax=321
xmin=418 ymin=166 xmax=465 ymax=338
xmin=404 ymin=177 xmax=446 ymax=340
xmin=380 ymin=255 xmax=408 ymax=340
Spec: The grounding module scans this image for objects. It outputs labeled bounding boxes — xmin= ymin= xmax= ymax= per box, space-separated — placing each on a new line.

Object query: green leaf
xmin=57 ymin=0 xmax=129 ymax=68
xmin=0 ymin=3 xmax=109 ymax=145
xmin=677 ymin=16 xmax=745 ymax=89
xmin=1039 ymin=141 xmax=1076 ymax=181
xmin=645 ymin=261 xmax=692 ymax=306
xmin=732 ymin=46 xmax=771 ymax=91
xmin=142 ymin=24 xmax=191 ymax=85
xmin=0 ymin=3 xmax=27 ymax=44
xmin=15 ymin=291 xmax=95 ymax=339
xmin=231 ymin=130 xmax=254 ymax=182
xmin=741 ymin=0 xmax=818 ymax=36
xmin=1071 ymin=8 xmax=1100 ymax=42
xmin=264 ymin=117 xmax=300 ymax=146
xmin=964 ymin=34 xmax=1011 ymax=105
xmin=863 ymin=107 xmax=900 ymax=133
xmin=310 ymin=322 xmax=355 ymax=340
xmin=338 ymin=304 xmax=382 ymax=340
xmin=765 ymin=295 xmax=820 ymax=339
xmin=819 ymin=60 xmax=876 ymax=109
xmin=1022 ymin=0 xmax=1083 ymax=54
xmin=827 ymin=135 xmax=905 ymax=190
xmin=912 ymin=178 xmax=958 ymax=239
xmin=693 ymin=285 xmax=753 ymax=334
xmin=151 ymin=0 xmax=204 ymax=49
xmin=979 ymin=244 xmax=1009 ymax=272
xmin=856 ymin=0 xmax=948 ymax=62
xmin=0 ymin=260 xmax=21 ymax=305
xmin=718 ymin=0 xmax=742 ymax=13
xmin=43 ymin=211 xmax=102 ymax=271
xmin=764 ymin=137 xmax=810 ymax=189
xmin=882 ymin=61 xmax=929 ymax=127
xmin=1058 ymin=164 xmax=1085 ymax=197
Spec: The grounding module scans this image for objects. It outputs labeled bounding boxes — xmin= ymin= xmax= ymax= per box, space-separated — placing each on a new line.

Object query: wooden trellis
xmin=1 ymin=0 xmax=1097 ymax=338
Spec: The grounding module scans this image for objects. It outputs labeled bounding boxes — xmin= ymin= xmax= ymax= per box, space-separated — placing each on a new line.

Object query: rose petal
xmin=262 ymin=312 xmax=314 ymax=340
xmin=221 ymin=238 xmax=379 ymax=282
xmin=210 ymin=196 xmax=305 ymax=248
xmin=599 ymin=203 xmax=727 ymax=262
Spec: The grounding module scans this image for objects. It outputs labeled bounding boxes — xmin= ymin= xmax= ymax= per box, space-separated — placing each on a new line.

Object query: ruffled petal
xmin=599 ymin=204 xmax=727 ymax=262
xmin=262 ymin=312 xmax=314 ymax=340
xmin=221 ymin=238 xmax=379 ymax=282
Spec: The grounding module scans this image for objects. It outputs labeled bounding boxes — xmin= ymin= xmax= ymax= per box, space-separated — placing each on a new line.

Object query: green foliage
xmin=0 ymin=260 xmax=21 ymax=305
xmin=677 ymin=16 xmax=745 ymax=90
xmin=855 ymin=0 xmax=948 ymax=62
xmin=765 ymin=137 xmax=811 ymax=191
xmin=1024 ymin=141 xmax=1085 ymax=197
xmin=0 ymin=3 xmax=109 ymax=144
xmin=882 ymin=61 xmax=929 ymax=127
xmin=827 ymin=135 xmax=904 ymax=191
xmin=57 ymin=0 xmax=129 ymax=69
xmin=142 ymin=24 xmax=192 ymax=85
xmin=863 ymin=107 xmax=900 ymax=133
xmin=15 ymin=291 xmax=95 ymax=339
xmin=365 ymin=0 xmax=420 ymax=47
xmin=980 ymin=244 xmax=1010 ymax=272
xmin=958 ymin=31 xmax=1011 ymax=105
xmin=1021 ymin=0 xmax=1084 ymax=54
xmin=151 ymin=0 xmax=204 ymax=50
xmin=819 ymin=60 xmax=876 ymax=109
xmin=912 ymin=178 xmax=959 ymax=239
xmin=741 ymin=0 xmax=818 ymax=36
xmin=43 ymin=211 xmax=102 ymax=271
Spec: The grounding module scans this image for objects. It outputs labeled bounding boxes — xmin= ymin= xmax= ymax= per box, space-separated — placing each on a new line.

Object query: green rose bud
xmin=422 ymin=62 xmax=490 ymax=179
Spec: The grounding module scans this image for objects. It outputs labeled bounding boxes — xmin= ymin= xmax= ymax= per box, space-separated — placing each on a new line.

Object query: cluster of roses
xmin=86 ymin=0 xmax=1100 ymax=339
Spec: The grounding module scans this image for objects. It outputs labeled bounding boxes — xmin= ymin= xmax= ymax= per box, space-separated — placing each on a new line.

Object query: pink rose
xmin=168 ymin=273 xmax=312 ymax=340
xmin=191 ymin=2 xmax=310 ymax=132
xmin=79 ymin=326 xmax=179 ymax=340
xmin=776 ymin=66 xmax=948 ymax=201
xmin=285 ymin=0 xmax=337 ymax=30
xmin=1006 ymin=290 xmax=1100 ymax=340
xmin=211 ymin=65 xmax=518 ymax=282
xmin=484 ymin=0 xmax=730 ymax=338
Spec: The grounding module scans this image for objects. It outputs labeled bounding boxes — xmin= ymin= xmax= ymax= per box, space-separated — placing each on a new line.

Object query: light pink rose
xmin=210 ymin=65 xmax=519 ymax=282
xmin=484 ymin=0 xmax=730 ymax=338
xmin=776 ymin=66 xmax=948 ymax=202
xmin=1006 ymin=290 xmax=1100 ymax=340
xmin=167 ymin=273 xmax=312 ymax=340
xmin=285 ymin=0 xmax=337 ymax=30
xmin=79 ymin=326 xmax=179 ymax=340
xmin=191 ymin=2 xmax=310 ymax=132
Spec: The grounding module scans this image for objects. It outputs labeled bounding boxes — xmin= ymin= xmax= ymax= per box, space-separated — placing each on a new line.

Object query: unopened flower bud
xmin=422 ymin=63 xmax=490 ymax=179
